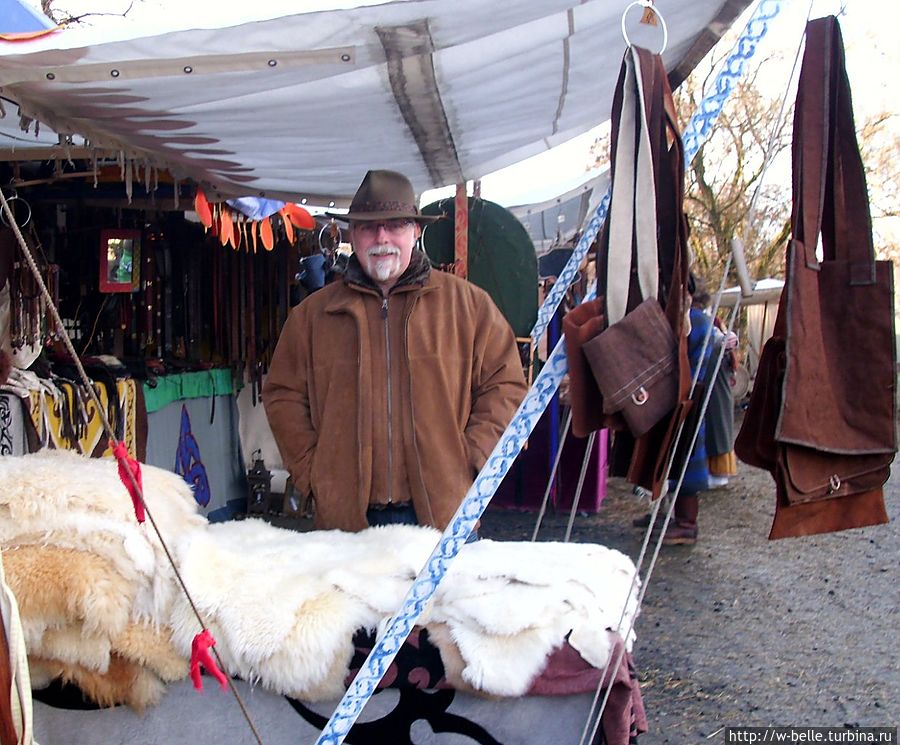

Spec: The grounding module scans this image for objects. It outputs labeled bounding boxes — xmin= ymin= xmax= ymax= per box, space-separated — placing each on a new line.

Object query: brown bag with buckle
xmin=735 ymin=16 xmax=895 ymax=538
xmin=582 ymin=297 xmax=677 ymax=438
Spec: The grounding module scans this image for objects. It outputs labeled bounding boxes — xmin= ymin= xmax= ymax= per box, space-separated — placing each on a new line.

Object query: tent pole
xmin=454 ymin=181 xmax=468 ymax=278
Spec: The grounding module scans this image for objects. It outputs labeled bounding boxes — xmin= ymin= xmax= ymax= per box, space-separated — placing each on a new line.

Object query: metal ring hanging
xmin=620 ymin=0 xmax=668 ymax=55
xmin=318 ymin=219 xmax=342 ymax=255
xmin=0 ymin=191 xmax=32 ymax=228
xmin=418 ymin=222 xmax=430 ymax=253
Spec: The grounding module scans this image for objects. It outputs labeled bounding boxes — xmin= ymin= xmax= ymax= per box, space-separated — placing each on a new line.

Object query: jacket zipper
xmin=382 ymin=296 xmax=393 ymax=504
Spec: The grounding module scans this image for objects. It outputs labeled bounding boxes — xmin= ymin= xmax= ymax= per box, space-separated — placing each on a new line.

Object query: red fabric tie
xmin=190 ymin=629 xmax=229 ymax=692
xmin=111 ymin=440 xmax=144 ymax=524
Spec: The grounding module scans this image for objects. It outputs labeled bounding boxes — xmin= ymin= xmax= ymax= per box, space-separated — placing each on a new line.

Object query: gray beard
xmin=365 ymin=245 xmax=402 ymax=283
xmin=371 ymin=258 xmax=399 ymax=282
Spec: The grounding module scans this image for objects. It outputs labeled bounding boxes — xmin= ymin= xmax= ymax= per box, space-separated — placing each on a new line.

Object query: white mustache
xmin=367 ymin=245 xmax=400 ymax=258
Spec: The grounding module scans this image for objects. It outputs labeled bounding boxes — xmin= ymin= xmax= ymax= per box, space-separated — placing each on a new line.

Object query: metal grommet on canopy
xmin=0 ymin=190 xmax=32 ymax=228
xmin=620 ymin=0 xmax=669 ymax=55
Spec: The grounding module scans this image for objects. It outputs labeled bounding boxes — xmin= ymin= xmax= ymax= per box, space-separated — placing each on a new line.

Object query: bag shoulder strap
xmin=600 ymin=45 xmax=687 ymax=325
xmin=605 ymin=46 xmax=659 ymax=325
xmin=793 ymin=15 xmax=875 ymax=281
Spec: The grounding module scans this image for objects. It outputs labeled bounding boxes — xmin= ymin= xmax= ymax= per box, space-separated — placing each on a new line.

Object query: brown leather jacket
xmin=263 ymin=252 xmax=527 ymax=531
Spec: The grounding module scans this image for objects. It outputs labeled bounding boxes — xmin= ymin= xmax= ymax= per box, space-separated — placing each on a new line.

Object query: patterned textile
xmin=0 ymin=394 xmax=29 ymax=456
xmin=25 ymin=379 xmax=144 ymax=459
xmin=284 ymin=628 xmax=646 ymax=745
xmin=174 ymin=404 xmax=211 ymax=507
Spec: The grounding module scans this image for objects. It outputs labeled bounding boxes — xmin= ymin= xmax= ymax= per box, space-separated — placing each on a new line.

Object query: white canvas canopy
xmin=0 ymin=0 xmax=752 ymax=205
xmin=509 ymin=166 xmax=610 ymax=255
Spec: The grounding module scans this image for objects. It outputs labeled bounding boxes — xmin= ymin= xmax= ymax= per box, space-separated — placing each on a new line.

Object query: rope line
xmin=530 ymin=408 xmax=572 ymax=542
xmin=564 ymin=429 xmax=596 ymax=543
xmin=580 ymin=296 xmax=742 ymax=745
xmin=0 ymin=188 xmax=265 ymax=745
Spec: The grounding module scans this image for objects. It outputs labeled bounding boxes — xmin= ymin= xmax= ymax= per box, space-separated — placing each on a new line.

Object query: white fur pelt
xmin=430 ymin=539 xmax=640 ymax=695
xmin=167 ymin=521 xmax=440 ymax=700
xmin=0 ymin=449 xmax=206 ymax=625
xmin=0 ymin=450 xmax=204 ymax=707
xmin=0 ymin=450 xmax=640 ymax=705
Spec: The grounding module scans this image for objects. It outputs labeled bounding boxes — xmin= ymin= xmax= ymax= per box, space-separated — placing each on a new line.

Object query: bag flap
xmin=780 ymin=445 xmax=892 ymax=496
xmin=582 ymin=298 xmax=676 ymax=410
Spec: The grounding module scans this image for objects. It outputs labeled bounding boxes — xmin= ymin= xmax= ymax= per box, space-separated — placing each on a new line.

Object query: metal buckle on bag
xmin=631 ymin=386 xmax=649 ymax=406
xmin=828 ymin=474 xmax=841 ymax=493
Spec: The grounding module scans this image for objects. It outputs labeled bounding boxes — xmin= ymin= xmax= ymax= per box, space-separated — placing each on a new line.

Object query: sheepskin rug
xmin=0 ymin=450 xmax=640 ymax=708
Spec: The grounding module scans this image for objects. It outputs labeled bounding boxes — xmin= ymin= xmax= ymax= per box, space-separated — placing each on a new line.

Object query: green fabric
xmin=421 ymin=197 xmax=538 ymax=339
xmin=142 ymin=369 xmax=233 ymax=413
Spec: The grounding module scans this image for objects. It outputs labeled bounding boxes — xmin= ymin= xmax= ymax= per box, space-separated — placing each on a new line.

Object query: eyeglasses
xmin=352 ymin=219 xmax=415 ymax=236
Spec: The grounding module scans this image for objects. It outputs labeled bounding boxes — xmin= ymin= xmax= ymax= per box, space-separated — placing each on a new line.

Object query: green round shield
xmin=421 ymin=197 xmax=538 ymax=338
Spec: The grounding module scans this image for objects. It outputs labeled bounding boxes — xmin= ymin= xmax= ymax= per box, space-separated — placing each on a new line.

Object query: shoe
xmin=632 ymin=513 xmax=652 ymax=529
xmin=662 ymin=522 xmax=698 ymax=546
xmin=708 ymin=475 xmax=730 ymax=489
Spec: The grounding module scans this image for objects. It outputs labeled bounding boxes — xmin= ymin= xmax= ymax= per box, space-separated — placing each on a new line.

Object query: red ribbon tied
xmin=111 ymin=440 xmax=144 ymax=523
xmin=190 ymin=629 xmax=229 ymax=692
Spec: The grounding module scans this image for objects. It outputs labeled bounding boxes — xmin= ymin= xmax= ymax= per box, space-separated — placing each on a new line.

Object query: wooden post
xmin=454 ymin=181 xmax=468 ymax=279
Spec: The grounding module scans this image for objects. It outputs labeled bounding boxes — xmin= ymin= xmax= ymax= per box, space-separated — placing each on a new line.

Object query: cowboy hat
xmin=325 ymin=170 xmax=441 ymax=223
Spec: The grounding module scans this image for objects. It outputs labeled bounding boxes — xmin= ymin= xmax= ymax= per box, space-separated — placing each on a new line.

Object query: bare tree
xmin=857 ymin=112 xmax=900 ymax=262
xmin=677 ymin=60 xmax=793 ymax=287
xmin=588 ymin=47 xmax=899 ymax=286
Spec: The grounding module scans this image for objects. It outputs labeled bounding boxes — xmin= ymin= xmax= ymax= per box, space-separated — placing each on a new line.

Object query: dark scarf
xmin=343 ymin=248 xmax=432 ymax=294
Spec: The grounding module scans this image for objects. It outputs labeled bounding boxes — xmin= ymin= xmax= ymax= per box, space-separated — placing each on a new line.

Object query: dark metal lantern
xmin=246 ymin=449 xmax=272 ymax=515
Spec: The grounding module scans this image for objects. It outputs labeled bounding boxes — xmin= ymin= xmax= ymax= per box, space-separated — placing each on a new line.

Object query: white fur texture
xmin=1 ymin=450 xmax=640 ymax=703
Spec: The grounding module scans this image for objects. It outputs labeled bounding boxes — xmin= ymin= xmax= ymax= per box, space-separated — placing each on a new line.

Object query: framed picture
xmin=99 ymin=229 xmax=141 ymax=293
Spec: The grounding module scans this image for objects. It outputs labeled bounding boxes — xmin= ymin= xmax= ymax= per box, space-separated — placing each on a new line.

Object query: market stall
xmin=0 ymin=0 xmax=769 ymax=742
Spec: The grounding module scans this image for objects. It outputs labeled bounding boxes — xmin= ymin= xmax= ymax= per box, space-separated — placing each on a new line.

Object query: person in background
xmin=705 ymin=317 xmax=739 ymax=488
xmin=263 ymin=170 xmax=527 ymax=533
xmin=662 ymin=275 xmax=713 ymax=546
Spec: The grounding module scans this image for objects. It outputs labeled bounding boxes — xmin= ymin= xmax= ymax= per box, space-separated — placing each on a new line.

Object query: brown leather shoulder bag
xmin=735 ymin=16 xmax=895 ymax=538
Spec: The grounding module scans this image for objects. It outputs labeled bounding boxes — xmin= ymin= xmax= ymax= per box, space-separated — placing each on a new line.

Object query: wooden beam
xmin=454 ymin=181 xmax=468 ymax=279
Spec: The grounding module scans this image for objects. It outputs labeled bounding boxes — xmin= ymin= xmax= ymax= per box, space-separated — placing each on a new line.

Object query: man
xmin=263 ymin=170 xmax=527 ymax=532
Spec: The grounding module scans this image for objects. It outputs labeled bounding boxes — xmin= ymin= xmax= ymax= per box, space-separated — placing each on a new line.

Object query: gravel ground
xmin=479 ymin=458 xmax=900 ymax=743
